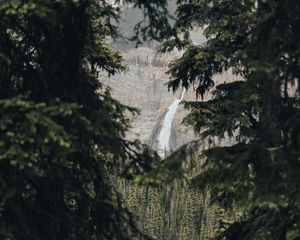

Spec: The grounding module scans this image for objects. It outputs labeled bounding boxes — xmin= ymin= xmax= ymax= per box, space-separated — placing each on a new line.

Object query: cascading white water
xmin=157 ymin=88 xmax=186 ymax=158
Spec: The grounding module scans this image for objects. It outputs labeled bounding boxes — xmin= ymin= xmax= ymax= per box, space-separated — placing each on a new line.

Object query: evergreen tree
xmin=160 ymin=0 xmax=300 ymax=239
xmin=0 ymin=0 xmax=170 ymax=239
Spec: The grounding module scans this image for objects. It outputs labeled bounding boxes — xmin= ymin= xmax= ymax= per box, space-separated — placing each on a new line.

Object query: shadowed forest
xmin=0 ymin=0 xmax=300 ymax=239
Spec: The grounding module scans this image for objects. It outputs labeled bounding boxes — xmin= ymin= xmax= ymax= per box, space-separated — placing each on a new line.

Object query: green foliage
xmin=123 ymin=179 xmax=219 ymax=240
xmin=160 ymin=0 xmax=300 ymax=239
xmin=0 ymin=97 xmax=132 ymax=239
xmin=183 ymin=81 xmax=261 ymax=139
xmin=0 ymin=0 xmax=170 ymax=239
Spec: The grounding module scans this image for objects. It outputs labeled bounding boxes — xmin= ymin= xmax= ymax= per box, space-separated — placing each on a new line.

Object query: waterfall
xmin=157 ymin=88 xmax=186 ymax=158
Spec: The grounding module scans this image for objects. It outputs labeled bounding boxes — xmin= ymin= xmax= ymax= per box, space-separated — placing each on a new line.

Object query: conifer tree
xmin=160 ymin=0 xmax=300 ymax=239
xmin=0 ymin=0 xmax=170 ymax=239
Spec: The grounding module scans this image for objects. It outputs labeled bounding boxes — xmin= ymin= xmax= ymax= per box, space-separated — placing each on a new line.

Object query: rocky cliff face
xmin=101 ymin=47 xmax=199 ymax=152
xmin=101 ymin=50 xmax=239 ymax=153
